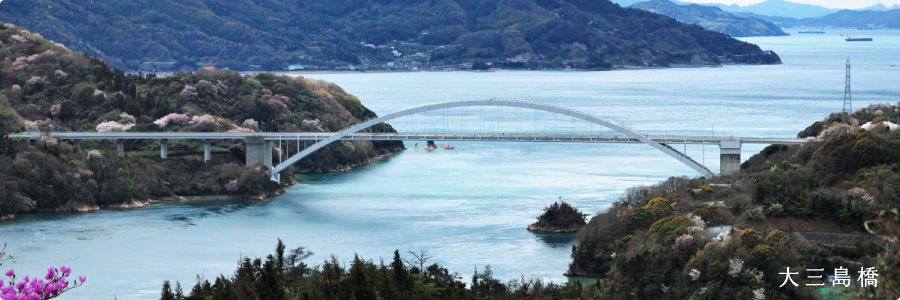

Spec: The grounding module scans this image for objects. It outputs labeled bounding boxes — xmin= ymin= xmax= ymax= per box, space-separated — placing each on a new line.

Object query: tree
xmin=161 ymin=280 xmax=176 ymax=300
xmin=0 ymin=109 xmax=22 ymax=154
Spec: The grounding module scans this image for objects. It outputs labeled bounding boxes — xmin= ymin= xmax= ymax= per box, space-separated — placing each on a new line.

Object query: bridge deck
xmin=11 ymin=132 xmax=815 ymax=145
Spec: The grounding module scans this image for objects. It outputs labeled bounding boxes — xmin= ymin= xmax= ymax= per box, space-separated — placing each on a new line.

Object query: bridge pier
xmin=116 ymin=139 xmax=125 ymax=156
xmin=244 ymin=136 xmax=272 ymax=168
xmin=203 ymin=140 xmax=211 ymax=162
xmin=719 ymin=140 xmax=741 ymax=176
xmin=160 ymin=139 xmax=168 ymax=159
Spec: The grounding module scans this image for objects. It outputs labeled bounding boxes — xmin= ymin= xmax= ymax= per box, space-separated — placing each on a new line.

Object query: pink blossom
xmin=225 ymin=179 xmax=239 ymax=193
xmin=180 ymin=85 xmax=198 ymax=99
xmin=1 ymin=266 xmax=85 ymax=300
xmin=96 ymin=121 xmax=133 ymax=133
xmin=49 ymin=104 xmax=61 ymax=116
xmin=154 ymin=113 xmax=190 ymax=128
xmin=190 ymin=114 xmax=216 ymax=125
xmin=242 ymin=119 xmax=259 ymax=130
xmin=118 ymin=113 xmax=136 ymax=124
xmin=9 ymin=34 xmax=27 ymax=43
xmin=86 ymin=150 xmax=102 ymax=159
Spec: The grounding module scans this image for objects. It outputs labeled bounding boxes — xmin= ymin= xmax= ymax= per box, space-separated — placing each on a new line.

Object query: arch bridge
xmin=265 ymin=99 xmax=810 ymax=181
xmin=13 ymin=99 xmax=816 ymax=181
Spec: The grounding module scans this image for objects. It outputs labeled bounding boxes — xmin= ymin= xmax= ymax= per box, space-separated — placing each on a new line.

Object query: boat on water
xmin=846 ymin=35 xmax=873 ymax=42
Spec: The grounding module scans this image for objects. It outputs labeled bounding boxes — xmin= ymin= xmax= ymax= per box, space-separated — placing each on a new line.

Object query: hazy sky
xmin=682 ymin=0 xmax=900 ymax=9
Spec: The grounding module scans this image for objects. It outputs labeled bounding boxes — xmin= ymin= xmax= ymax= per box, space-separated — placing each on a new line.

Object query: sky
xmin=681 ymin=0 xmax=900 ymax=9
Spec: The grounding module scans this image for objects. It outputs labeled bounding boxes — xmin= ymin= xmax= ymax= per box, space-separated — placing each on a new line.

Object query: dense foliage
xmin=161 ymin=240 xmax=599 ymax=300
xmin=0 ymin=23 xmax=402 ymax=218
xmin=630 ymin=0 xmax=788 ymax=37
xmin=0 ymin=0 xmax=779 ymax=71
xmin=568 ymin=103 xmax=900 ymax=299
xmin=528 ymin=201 xmax=588 ymax=232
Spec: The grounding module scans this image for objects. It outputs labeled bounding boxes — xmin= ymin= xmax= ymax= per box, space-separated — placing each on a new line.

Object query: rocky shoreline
xmin=526 ymin=223 xmax=581 ymax=233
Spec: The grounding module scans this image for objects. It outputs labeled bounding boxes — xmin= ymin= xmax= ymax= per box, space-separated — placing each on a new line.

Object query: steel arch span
xmin=270 ymin=99 xmax=714 ymax=180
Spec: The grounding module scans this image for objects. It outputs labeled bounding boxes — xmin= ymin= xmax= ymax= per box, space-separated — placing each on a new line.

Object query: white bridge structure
xmin=11 ymin=99 xmax=816 ymax=181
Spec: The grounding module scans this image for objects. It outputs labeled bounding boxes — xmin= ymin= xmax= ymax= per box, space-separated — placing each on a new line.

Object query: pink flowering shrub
xmin=49 ymin=104 xmax=61 ymax=117
xmin=242 ymin=119 xmax=259 ymax=130
xmin=225 ymin=179 xmax=239 ymax=193
xmin=154 ymin=113 xmax=190 ymax=128
xmin=190 ymin=114 xmax=215 ymax=126
xmin=118 ymin=113 xmax=136 ymax=125
xmin=1 ymin=266 xmax=85 ymax=300
xmin=95 ymin=121 xmax=133 ymax=133
xmin=180 ymin=85 xmax=198 ymax=99
xmin=9 ymin=34 xmax=27 ymax=43
xmin=86 ymin=150 xmax=102 ymax=159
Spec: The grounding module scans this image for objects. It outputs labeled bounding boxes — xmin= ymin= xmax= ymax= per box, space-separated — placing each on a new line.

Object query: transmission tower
xmin=841 ymin=58 xmax=852 ymax=127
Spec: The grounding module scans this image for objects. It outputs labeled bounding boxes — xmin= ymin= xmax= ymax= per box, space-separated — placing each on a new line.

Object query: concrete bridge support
xmin=203 ymin=141 xmax=211 ymax=162
xmin=160 ymin=139 xmax=168 ymax=159
xmin=116 ymin=139 xmax=125 ymax=156
xmin=719 ymin=140 xmax=741 ymax=176
xmin=244 ymin=136 xmax=272 ymax=168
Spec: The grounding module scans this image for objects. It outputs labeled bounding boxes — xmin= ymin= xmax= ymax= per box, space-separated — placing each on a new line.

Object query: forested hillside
xmin=568 ymin=104 xmax=900 ymax=299
xmin=0 ymin=0 xmax=780 ymax=71
xmin=631 ymin=0 xmax=788 ymax=37
xmin=0 ymin=23 xmax=402 ymax=219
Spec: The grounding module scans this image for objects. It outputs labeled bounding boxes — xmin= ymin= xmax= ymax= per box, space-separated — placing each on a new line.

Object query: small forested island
xmin=527 ymin=200 xmax=588 ymax=233
xmin=0 ymin=23 xmax=402 ymax=220
xmin=0 ymin=0 xmax=780 ymax=71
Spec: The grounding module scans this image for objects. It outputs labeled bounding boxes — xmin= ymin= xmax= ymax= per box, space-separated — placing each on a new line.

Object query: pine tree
xmin=174 ymin=281 xmax=184 ymax=300
xmin=160 ymin=280 xmax=175 ymax=300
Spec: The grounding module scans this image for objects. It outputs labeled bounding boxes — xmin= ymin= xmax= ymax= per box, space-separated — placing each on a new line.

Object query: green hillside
xmin=0 ymin=23 xmax=402 ymax=219
xmin=0 ymin=0 xmax=779 ymax=71
xmin=568 ymin=104 xmax=900 ymax=299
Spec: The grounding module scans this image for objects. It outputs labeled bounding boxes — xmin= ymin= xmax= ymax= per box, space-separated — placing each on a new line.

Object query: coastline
xmin=276 ymin=62 xmax=774 ymax=76
xmin=0 ymin=149 xmax=400 ymax=222
xmin=526 ymin=223 xmax=581 ymax=233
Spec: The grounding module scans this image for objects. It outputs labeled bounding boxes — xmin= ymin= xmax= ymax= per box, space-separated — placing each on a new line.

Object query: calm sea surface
xmin=2 ymin=29 xmax=899 ymax=299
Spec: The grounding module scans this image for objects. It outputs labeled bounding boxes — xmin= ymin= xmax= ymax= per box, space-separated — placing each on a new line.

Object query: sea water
xmin=0 ymin=28 xmax=898 ymax=299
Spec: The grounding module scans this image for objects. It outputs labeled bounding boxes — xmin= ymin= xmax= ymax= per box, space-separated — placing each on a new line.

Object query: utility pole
xmin=841 ymin=58 xmax=852 ymax=131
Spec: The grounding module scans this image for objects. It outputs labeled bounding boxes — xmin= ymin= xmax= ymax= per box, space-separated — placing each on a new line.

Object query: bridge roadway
xmin=12 ymin=132 xmax=815 ymax=145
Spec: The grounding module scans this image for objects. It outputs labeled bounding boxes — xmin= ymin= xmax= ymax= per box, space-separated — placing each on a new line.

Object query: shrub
xmin=746 ymin=206 xmax=765 ymax=222
xmin=765 ymin=230 xmax=789 ymax=245
xmin=739 ymin=229 xmax=759 ymax=248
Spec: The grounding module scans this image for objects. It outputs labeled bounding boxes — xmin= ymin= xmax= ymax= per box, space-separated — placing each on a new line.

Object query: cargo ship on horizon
xmin=846 ymin=35 xmax=873 ymax=42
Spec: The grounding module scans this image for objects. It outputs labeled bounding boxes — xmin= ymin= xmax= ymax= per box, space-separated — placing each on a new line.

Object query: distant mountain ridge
xmin=0 ymin=0 xmax=779 ymax=71
xmin=732 ymin=8 xmax=900 ymax=28
xmin=706 ymin=0 xmax=839 ymax=19
xmin=630 ymin=0 xmax=788 ymax=37
xmin=857 ymin=3 xmax=900 ymax=11
xmin=614 ymin=0 xmax=900 ymax=29
xmin=797 ymin=9 xmax=900 ymax=28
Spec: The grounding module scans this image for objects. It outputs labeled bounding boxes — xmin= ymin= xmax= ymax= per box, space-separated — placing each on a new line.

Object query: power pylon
xmin=841 ymin=58 xmax=852 ymax=128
